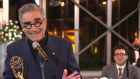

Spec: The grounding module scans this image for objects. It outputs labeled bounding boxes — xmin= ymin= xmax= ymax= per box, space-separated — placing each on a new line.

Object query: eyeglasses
xmin=114 ymin=53 xmax=127 ymax=56
xmin=23 ymin=19 xmax=44 ymax=29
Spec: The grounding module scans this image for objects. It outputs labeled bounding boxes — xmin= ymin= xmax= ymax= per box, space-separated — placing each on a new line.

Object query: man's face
xmin=21 ymin=10 xmax=47 ymax=42
xmin=114 ymin=49 xmax=128 ymax=66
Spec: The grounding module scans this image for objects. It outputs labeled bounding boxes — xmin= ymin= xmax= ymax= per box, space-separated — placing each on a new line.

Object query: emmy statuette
xmin=10 ymin=56 xmax=24 ymax=79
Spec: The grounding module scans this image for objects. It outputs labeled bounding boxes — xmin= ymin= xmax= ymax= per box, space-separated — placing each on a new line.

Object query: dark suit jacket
xmin=3 ymin=34 xmax=80 ymax=79
xmin=101 ymin=62 xmax=140 ymax=79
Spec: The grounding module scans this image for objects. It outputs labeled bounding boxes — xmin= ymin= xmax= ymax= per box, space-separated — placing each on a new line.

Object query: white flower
xmin=16 ymin=26 xmax=19 ymax=29
xmin=14 ymin=29 xmax=17 ymax=32
xmin=5 ymin=33 xmax=9 ymax=36
xmin=4 ymin=38 xmax=6 ymax=41
xmin=14 ymin=33 xmax=16 ymax=36
xmin=9 ymin=32 xmax=12 ymax=37
xmin=19 ymin=35 xmax=22 ymax=38
xmin=13 ymin=25 xmax=17 ymax=28
xmin=100 ymin=77 xmax=108 ymax=79
xmin=12 ymin=38 xmax=15 ymax=41
xmin=15 ymin=20 xmax=18 ymax=24
xmin=20 ymin=32 xmax=23 ymax=34
xmin=4 ymin=29 xmax=7 ymax=32
xmin=1 ymin=36 xmax=4 ymax=38
xmin=1 ymin=32 xmax=4 ymax=34
xmin=5 ymin=26 xmax=8 ymax=30
xmin=9 ymin=20 xmax=12 ymax=23
xmin=11 ymin=29 xmax=14 ymax=31
xmin=10 ymin=22 xmax=14 ymax=25
xmin=9 ymin=37 xmax=11 ymax=40
xmin=1 ymin=20 xmax=23 ymax=43
xmin=18 ymin=35 xmax=21 ymax=37
xmin=15 ymin=35 xmax=17 ymax=37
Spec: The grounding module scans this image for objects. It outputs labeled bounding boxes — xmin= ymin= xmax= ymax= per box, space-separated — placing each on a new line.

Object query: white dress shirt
xmin=116 ymin=63 xmax=126 ymax=76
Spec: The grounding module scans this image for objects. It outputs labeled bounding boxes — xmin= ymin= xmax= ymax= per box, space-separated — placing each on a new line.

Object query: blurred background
xmin=0 ymin=0 xmax=139 ymax=78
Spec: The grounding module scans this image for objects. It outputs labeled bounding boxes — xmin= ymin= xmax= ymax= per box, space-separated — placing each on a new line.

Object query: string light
xmin=61 ymin=1 xmax=65 ymax=7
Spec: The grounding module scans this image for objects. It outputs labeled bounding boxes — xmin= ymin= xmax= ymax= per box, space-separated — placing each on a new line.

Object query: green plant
xmin=0 ymin=20 xmax=23 ymax=43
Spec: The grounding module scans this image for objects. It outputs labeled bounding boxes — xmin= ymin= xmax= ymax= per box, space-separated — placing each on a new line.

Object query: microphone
xmin=32 ymin=42 xmax=48 ymax=61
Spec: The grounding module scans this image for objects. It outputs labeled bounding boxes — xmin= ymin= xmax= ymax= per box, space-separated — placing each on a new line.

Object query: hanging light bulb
xmin=61 ymin=1 xmax=65 ymax=7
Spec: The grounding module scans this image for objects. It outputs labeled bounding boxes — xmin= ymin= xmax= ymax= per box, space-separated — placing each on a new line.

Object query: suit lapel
xmin=46 ymin=34 xmax=55 ymax=53
xmin=21 ymin=38 xmax=42 ymax=78
xmin=22 ymin=38 xmax=40 ymax=68
xmin=122 ymin=68 xmax=127 ymax=79
xmin=122 ymin=66 xmax=129 ymax=79
xmin=121 ymin=63 xmax=132 ymax=79
xmin=113 ymin=63 xmax=119 ymax=79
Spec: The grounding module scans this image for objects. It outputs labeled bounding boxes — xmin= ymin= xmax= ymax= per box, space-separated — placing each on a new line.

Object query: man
xmin=101 ymin=44 xmax=140 ymax=79
xmin=133 ymin=38 xmax=140 ymax=68
xmin=3 ymin=3 xmax=81 ymax=79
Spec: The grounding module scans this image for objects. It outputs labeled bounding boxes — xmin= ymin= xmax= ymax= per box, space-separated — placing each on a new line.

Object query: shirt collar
xmin=28 ymin=31 xmax=48 ymax=50
xmin=116 ymin=63 xmax=126 ymax=70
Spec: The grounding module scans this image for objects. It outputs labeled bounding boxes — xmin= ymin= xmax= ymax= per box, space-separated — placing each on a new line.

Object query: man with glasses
xmin=101 ymin=44 xmax=140 ymax=79
xmin=3 ymin=3 xmax=81 ymax=79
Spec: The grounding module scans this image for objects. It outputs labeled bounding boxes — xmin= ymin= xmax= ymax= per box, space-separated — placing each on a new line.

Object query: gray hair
xmin=18 ymin=3 xmax=46 ymax=23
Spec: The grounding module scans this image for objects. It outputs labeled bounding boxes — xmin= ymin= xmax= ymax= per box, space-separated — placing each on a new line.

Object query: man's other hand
xmin=62 ymin=69 xmax=81 ymax=79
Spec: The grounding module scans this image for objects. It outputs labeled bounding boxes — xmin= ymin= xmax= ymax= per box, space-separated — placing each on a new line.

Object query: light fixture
xmin=61 ymin=1 xmax=65 ymax=7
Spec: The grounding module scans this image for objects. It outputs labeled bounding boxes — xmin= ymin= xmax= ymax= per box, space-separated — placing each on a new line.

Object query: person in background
xmin=3 ymin=3 xmax=81 ymax=79
xmin=101 ymin=44 xmax=140 ymax=79
xmin=133 ymin=38 xmax=140 ymax=68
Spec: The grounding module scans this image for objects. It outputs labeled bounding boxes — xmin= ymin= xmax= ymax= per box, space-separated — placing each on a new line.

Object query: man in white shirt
xmin=101 ymin=44 xmax=140 ymax=79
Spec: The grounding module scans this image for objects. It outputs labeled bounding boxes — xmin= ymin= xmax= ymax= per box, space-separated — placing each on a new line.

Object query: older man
xmin=3 ymin=3 xmax=81 ymax=79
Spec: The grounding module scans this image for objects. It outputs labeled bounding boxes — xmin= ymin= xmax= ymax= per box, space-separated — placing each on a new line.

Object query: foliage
xmin=0 ymin=20 xmax=23 ymax=43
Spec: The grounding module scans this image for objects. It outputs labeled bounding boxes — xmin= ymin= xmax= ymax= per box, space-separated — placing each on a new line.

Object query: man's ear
xmin=22 ymin=28 xmax=25 ymax=32
xmin=44 ymin=18 xmax=47 ymax=25
xmin=126 ymin=55 xmax=128 ymax=59
xmin=20 ymin=23 xmax=24 ymax=29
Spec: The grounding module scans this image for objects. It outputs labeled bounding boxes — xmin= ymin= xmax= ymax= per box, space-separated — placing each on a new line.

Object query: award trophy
xmin=118 ymin=76 xmax=122 ymax=79
xmin=10 ymin=56 xmax=24 ymax=79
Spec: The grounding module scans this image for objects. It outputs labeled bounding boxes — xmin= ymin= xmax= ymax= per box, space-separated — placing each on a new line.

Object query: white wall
xmin=0 ymin=9 xmax=3 ymax=29
xmin=3 ymin=0 xmax=9 ymax=24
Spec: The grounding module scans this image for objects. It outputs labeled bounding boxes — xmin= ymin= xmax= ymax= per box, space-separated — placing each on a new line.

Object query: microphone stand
xmin=40 ymin=57 xmax=45 ymax=79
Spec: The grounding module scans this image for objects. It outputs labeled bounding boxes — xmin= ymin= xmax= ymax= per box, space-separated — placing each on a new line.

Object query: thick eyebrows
xmin=23 ymin=21 xmax=31 ymax=24
xmin=23 ymin=18 xmax=41 ymax=24
xmin=34 ymin=18 xmax=41 ymax=21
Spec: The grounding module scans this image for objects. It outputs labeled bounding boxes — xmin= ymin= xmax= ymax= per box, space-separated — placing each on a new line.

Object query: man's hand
xmin=62 ymin=69 xmax=81 ymax=79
